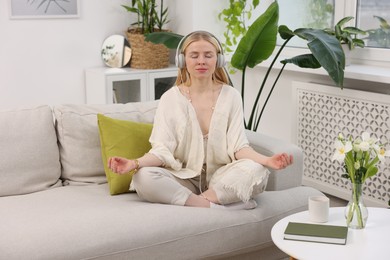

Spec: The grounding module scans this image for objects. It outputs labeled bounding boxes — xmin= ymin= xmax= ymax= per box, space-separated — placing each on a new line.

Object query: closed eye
xmin=188 ymin=51 xmax=215 ymax=59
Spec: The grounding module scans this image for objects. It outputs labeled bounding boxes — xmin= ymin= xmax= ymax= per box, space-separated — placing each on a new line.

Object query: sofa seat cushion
xmin=53 ymin=101 xmax=158 ymax=185
xmin=0 ymin=105 xmax=62 ymax=196
xmin=0 ymin=184 xmax=321 ymax=259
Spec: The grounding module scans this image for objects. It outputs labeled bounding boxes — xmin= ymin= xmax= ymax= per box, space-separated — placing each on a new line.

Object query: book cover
xmin=284 ymin=222 xmax=348 ymax=245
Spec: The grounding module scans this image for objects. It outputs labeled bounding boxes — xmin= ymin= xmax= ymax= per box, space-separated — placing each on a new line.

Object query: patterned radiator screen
xmin=292 ymin=81 xmax=390 ymax=207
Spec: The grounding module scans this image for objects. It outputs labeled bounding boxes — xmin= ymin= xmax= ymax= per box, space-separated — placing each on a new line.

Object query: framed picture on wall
xmin=9 ymin=0 xmax=80 ymax=19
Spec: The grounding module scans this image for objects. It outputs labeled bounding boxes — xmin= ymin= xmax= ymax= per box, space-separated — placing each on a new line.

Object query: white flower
xmin=332 ymin=140 xmax=352 ymax=162
xmin=334 ymin=132 xmax=388 ymax=184
xmin=354 ymin=132 xmax=376 ymax=152
xmin=362 ymin=131 xmax=378 ymax=145
xmin=374 ymin=144 xmax=390 ymax=163
xmin=358 ymin=141 xmax=370 ymax=151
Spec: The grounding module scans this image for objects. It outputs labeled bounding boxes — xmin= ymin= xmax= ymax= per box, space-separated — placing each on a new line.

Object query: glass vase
xmin=344 ymin=182 xmax=368 ymax=229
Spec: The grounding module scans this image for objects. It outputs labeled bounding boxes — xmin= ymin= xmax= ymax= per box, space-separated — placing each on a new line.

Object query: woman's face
xmin=184 ymin=39 xmax=218 ymax=80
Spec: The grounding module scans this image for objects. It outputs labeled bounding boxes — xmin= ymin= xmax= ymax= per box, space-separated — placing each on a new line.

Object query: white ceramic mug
xmin=308 ymin=195 xmax=330 ymax=223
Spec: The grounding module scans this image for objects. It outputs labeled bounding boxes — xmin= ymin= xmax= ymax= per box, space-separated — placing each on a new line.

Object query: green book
xmin=284 ymin=222 xmax=348 ymax=245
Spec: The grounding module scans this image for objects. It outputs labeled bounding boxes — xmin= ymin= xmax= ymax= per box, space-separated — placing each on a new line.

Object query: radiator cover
xmin=292 ymin=81 xmax=390 ymax=207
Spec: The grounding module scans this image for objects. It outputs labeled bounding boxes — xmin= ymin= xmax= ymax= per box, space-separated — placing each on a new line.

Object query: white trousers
xmin=132 ymin=159 xmax=270 ymax=206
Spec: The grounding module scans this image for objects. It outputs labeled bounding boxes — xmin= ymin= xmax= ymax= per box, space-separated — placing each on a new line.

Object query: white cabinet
xmin=85 ymin=66 xmax=177 ymax=104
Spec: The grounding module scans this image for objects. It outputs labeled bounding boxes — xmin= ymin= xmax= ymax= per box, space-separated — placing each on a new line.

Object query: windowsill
xmin=255 ymin=56 xmax=390 ymax=84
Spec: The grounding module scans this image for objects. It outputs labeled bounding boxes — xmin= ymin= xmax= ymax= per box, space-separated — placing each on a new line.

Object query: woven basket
xmin=126 ymin=29 xmax=170 ymax=69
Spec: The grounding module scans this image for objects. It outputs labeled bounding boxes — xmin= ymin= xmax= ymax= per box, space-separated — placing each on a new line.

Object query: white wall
xmin=168 ymin=0 xmax=225 ymax=38
xmin=0 ymin=0 xmax=135 ymax=108
xmin=0 ymin=0 xmax=232 ymax=107
xmin=2 ymin=0 xmax=387 ymax=144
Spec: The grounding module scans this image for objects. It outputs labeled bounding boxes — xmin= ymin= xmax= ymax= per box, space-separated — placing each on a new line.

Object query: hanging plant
xmin=217 ymin=0 xmax=260 ymax=55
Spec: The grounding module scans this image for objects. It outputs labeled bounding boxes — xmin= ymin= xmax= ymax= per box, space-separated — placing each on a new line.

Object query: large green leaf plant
xmin=145 ymin=1 xmax=345 ymax=131
xmin=232 ymin=1 xmax=344 ymax=131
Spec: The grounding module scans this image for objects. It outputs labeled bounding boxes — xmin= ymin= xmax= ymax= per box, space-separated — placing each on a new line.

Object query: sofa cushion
xmin=0 ymin=105 xmax=62 ymax=196
xmin=53 ymin=101 xmax=158 ymax=185
xmin=97 ymin=114 xmax=153 ymax=195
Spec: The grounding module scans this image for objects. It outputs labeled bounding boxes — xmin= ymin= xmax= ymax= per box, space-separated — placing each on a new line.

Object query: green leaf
xmin=345 ymin=153 xmax=355 ymax=180
xmin=281 ymin=54 xmax=321 ymax=68
xmin=323 ymin=28 xmax=335 ymax=35
xmin=364 ymin=165 xmax=378 ymax=181
xmin=366 ymin=156 xmax=379 ymax=169
xmin=278 ymin=25 xmax=294 ymax=40
xmin=364 ymin=151 xmax=370 ymax=165
xmin=295 ymin=28 xmax=345 ymax=88
xmin=144 ymin=32 xmax=183 ymax=49
xmin=122 ymin=5 xmax=139 ymax=14
xmin=337 ymin=16 xmax=354 ymax=27
xmin=343 ymin=27 xmax=367 ymax=35
xmin=335 ymin=24 xmax=342 ymax=38
xmin=252 ymin=0 xmax=260 ymax=8
xmin=233 ymin=2 xmax=243 ymax=15
xmin=353 ymin=39 xmax=365 ymax=48
xmin=231 ymin=1 xmax=279 ymax=69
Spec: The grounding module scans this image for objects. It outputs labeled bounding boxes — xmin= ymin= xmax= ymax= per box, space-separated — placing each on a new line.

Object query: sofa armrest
xmin=245 ymin=130 xmax=303 ymax=191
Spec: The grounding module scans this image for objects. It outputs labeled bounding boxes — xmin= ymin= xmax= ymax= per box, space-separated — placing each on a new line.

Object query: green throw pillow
xmin=97 ymin=114 xmax=153 ymax=195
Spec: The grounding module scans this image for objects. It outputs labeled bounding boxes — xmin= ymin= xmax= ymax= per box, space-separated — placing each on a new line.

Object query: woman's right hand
xmin=108 ymin=157 xmax=135 ymax=175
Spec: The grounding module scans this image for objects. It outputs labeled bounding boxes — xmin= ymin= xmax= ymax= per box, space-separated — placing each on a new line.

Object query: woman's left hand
xmin=267 ymin=153 xmax=293 ymax=170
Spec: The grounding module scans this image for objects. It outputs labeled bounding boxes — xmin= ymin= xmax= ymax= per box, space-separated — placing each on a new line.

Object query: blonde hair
xmin=175 ymin=31 xmax=229 ymax=86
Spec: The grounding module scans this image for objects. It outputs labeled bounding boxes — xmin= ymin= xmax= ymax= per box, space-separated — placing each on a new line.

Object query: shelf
xmin=86 ymin=65 xmax=178 ymax=76
xmin=85 ymin=66 xmax=178 ymax=104
xmin=255 ymin=56 xmax=390 ymax=85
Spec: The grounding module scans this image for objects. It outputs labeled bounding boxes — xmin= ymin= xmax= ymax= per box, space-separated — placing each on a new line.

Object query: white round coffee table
xmin=271 ymin=207 xmax=389 ymax=260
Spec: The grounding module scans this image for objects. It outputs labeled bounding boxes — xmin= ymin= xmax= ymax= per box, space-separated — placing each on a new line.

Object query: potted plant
xmin=122 ymin=0 xmax=170 ymax=69
xmin=324 ymin=16 xmax=366 ymax=65
xmin=325 ymin=16 xmax=366 ymax=50
xmin=145 ymin=1 xmax=345 ymax=131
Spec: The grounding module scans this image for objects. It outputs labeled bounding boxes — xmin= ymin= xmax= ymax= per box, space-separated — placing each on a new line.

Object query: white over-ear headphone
xmin=175 ymin=31 xmax=226 ymax=69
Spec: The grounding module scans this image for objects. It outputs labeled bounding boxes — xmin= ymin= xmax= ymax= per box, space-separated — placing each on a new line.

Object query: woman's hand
xmin=108 ymin=157 xmax=136 ymax=175
xmin=235 ymin=147 xmax=293 ymax=170
xmin=266 ymin=153 xmax=293 ymax=170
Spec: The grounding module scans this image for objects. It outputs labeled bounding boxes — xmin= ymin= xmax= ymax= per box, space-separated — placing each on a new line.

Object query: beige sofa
xmin=0 ymin=101 xmax=321 ymax=260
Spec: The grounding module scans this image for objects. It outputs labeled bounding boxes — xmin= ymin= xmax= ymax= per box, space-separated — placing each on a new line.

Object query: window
xmin=274 ymin=0 xmax=390 ymax=65
xmin=277 ymin=0 xmax=335 ymax=48
xmin=357 ymin=0 xmax=390 ymax=48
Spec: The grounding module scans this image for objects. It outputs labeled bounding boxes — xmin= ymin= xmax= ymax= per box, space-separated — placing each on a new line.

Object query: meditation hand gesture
xmin=108 ymin=157 xmax=136 ymax=175
xmin=266 ymin=153 xmax=293 ymax=170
